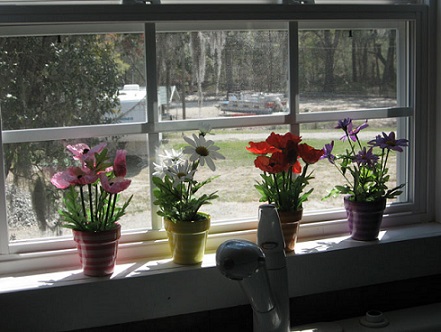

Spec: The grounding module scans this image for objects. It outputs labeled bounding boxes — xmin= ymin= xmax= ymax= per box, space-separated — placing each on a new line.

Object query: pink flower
xmin=113 ymin=150 xmax=128 ymax=177
xmin=99 ymin=173 xmax=131 ymax=194
xmin=51 ymin=167 xmax=98 ymax=189
xmin=67 ymin=142 xmax=107 ymax=167
xmin=51 ymin=171 xmax=73 ymax=189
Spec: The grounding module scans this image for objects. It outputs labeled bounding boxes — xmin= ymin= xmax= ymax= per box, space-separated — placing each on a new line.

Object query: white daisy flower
xmin=152 ymin=162 xmax=168 ymax=179
xmin=198 ymin=123 xmax=212 ymax=137
xmin=183 ymin=134 xmax=225 ymax=171
xmin=166 ymin=160 xmax=195 ymax=187
xmin=159 ymin=148 xmax=184 ymax=166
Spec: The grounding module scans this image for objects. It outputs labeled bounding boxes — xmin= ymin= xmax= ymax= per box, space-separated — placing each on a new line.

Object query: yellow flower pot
xmin=164 ymin=214 xmax=211 ymax=265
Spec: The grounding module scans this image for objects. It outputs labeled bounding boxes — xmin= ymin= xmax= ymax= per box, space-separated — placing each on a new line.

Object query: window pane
xmin=6 ymin=135 xmax=150 ymax=242
xmin=0 ymin=33 xmax=146 ymax=130
xmin=156 ymin=29 xmax=289 ymax=121
xmin=299 ymin=29 xmax=398 ymax=113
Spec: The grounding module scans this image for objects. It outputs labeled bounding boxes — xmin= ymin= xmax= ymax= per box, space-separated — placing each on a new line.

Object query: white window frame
xmin=0 ymin=3 xmax=430 ymax=274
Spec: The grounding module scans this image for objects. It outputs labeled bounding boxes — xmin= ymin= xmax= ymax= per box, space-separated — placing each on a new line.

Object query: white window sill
xmin=1 ymin=222 xmax=441 ymax=331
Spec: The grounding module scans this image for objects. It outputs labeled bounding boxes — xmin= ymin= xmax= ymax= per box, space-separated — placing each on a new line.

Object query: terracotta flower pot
xmin=344 ymin=197 xmax=386 ymax=241
xmin=278 ymin=209 xmax=303 ymax=253
xmin=164 ymin=214 xmax=211 ymax=265
xmin=73 ymin=223 xmax=121 ymax=277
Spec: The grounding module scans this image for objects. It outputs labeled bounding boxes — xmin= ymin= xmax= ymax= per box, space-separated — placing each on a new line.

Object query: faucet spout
xmin=216 ymin=204 xmax=290 ymax=332
xmin=257 ymin=204 xmax=290 ymax=332
xmin=216 ymin=239 xmax=276 ymax=313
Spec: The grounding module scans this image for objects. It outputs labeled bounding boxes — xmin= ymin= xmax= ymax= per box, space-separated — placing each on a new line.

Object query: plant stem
xmin=109 ymin=193 xmax=118 ymax=226
xmin=272 ymin=172 xmax=281 ymax=207
xmin=104 ymin=192 xmax=112 ymax=231
xmin=88 ymin=183 xmax=94 ymax=224
xmin=382 ymin=149 xmax=390 ymax=178
xmin=79 ymin=186 xmax=87 ymax=219
xmin=94 ymin=184 xmax=98 ymax=222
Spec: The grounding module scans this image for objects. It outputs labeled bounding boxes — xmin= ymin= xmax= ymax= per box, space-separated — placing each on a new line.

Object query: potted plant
xmin=247 ymin=132 xmax=323 ymax=252
xmin=153 ymin=129 xmax=224 ymax=265
xmin=322 ymin=118 xmax=408 ymax=241
xmin=51 ymin=143 xmax=132 ymax=276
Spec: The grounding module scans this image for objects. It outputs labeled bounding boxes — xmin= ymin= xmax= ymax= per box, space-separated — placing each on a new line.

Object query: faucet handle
xmin=216 ymin=239 xmax=265 ymax=280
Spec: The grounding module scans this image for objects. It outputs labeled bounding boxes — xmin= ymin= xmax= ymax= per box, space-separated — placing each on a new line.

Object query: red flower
xmin=266 ymin=132 xmax=302 ymax=150
xmin=254 ymin=152 xmax=290 ymax=174
xmin=291 ymin=160 xmax=302 ymax=174
xmin=247 ymin=132 xmax=323 ymax=212
xmin=298 ymin=143 xmax=324 ymax=165
xmin=246 ymin=141 xmax=280 ymax=155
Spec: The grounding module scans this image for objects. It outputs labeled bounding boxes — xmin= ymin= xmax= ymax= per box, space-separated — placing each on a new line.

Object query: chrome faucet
xmin=216 ymin=204 xmax=290 ymax=332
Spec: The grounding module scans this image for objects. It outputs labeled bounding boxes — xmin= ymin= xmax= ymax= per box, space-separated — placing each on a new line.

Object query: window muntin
xmin=0 ymin=5 xmax=423 ymax=262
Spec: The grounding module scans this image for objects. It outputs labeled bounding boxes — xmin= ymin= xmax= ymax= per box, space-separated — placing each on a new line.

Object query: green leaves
xmin=254 ymin=168 xmax=314 ymax=212
xmin=153 ymin=174 xmax=219 ymax=223
xmin=59 ymin=184 xmax=131 ymax=232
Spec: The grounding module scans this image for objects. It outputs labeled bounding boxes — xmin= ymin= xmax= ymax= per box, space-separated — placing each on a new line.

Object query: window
xmin=0 ymin=4 xmax=429 ymax=272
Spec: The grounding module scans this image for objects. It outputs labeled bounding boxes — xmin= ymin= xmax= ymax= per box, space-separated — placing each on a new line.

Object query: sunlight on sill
xmin=1 ymin=222 xmax=441 ymax=295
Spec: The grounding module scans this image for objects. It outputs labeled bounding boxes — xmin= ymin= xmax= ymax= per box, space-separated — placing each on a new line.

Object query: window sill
xmin=1 ymin=222 xmax=441 ymax=331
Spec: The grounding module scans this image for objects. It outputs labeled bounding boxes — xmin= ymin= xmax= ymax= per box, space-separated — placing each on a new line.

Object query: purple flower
xmin=335 ymin=118 xmax=352 ymax=131
xmin=348 ymin=120 xmax=368 ymax=141
xmin=321 ymin=141 xmax=335 ymax=164
xmin=354 ymin=147 xmax=379 ymax=167
xmin=368 ymin=132 xmax=409 ymax=152
xmin=340 ymin=120 xmax=368 ymax=142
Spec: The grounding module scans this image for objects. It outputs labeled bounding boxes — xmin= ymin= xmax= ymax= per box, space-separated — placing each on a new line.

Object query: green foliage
xmin=59 ymin=185 xmax=133 ymax=232
xmin=153 ymin=175 xmax=219 ymax=223
xmin=255 ymin=171 xmax=314 ymax=212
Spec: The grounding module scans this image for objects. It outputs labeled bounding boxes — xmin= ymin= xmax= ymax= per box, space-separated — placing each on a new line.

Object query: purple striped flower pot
xmin=73 ymin=223 xmax=121 ymax=277
xmin=164 ymin=214 xmax=210 ymax=265
xmin=344 ymin=197 xmax=386 ymax=241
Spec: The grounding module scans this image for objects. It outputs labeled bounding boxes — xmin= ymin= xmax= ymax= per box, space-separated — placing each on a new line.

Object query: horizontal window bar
xmin=2 ymin=114 xmax=295 ymax=144
xmin=0 ymin=4 xmax=425 ymax=26
xmin=0 ymin=19 xmax=408 ymax=36
xmin=296 ymin=107 xmax=413 ymax=123
xmin=2 ymin=123 xmax=149 ymax=144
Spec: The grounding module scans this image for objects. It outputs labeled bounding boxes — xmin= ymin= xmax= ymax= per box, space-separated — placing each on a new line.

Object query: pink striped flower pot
xmin=344 ymin=197 xmax=386 ymax=241
xmin=278 ymin=209 xmax=303 ymax=253
xmin=73 ymin=224 xmax=121 ymax=277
